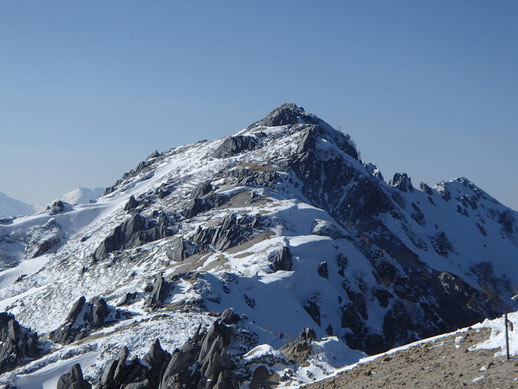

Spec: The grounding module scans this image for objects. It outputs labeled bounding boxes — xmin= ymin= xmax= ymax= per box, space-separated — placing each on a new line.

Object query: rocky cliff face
xmin=1 ymin=104 xmax=517 ymax=387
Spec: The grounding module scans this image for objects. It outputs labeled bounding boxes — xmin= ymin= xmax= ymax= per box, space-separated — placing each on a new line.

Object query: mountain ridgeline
xmin=1 ymin=104 xmax=517 ymax=387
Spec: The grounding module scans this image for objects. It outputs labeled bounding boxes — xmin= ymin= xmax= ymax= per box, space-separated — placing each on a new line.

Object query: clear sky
xmin=1 ymin=1 xmax=517 ymax=209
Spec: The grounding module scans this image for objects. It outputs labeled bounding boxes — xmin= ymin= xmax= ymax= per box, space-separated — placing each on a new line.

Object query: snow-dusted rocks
xmin=279 ymin=327 xmax=316 ymax=364
xmin=1 ymin=103 xmax=518 ymax=387
xmin=57 ymin=363 xmax=91 ymax=389
xmin=96 ymin=309 xmax=244 ymax=389
xmin=212 ymin=135 xmax=261 ymax=159
xmin=49 ymin=297 xmax=131 ymax=345
xmin=47 ymin=200 xmax=73 ymax=215
xmin=147 ymin=275 xmax=172 ymax=309
xmin=0 ymin=313 xmax=42 ymax=374
xmin=98 ymin=343 xmax=167 ymax=389
xmin=269 ymin=246 xmax=292 ymax=272
xmin=24 ymin=218 xmax=61 ymax=258
xmin=389 ymin=172 xmax=414 ymax=192
xmin=93 ymin=213 xmax=174 ymax=261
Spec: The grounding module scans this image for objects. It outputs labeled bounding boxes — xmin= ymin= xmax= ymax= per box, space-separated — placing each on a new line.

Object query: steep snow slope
xmin=0 ymin=192 xmax=35 ymax=218
xmin=0 ymin=104 xmax=517 ymax=387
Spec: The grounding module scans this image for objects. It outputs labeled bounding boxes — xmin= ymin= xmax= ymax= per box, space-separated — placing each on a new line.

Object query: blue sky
xmin=1 ymin=1 xmax=517 ymax=209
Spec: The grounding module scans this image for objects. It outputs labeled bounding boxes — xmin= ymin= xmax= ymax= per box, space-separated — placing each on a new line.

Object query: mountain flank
xmin=0 ymin=104 xmax=517 ymax=387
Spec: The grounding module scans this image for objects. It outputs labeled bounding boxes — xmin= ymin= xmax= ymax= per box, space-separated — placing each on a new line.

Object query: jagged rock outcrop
xmin=280 ymin=328 xmax=316 ymax=365
xmin=117 ymin=292 xmax=138 ymax=307
xmin=364 ymin=163 xmax=384 ymax=180
xmin=97 ymin=309 xmax=242 ymax=389
xmin=419 ymin=182 xmax=434 ymax=195
xmin=99 ymin=345 xmax=156 ymax=389
xmin=47 ymin=200 xmax=73 ymax=215
xmin=57 ymin=363 xmax=92 ymax=389
xmin=31 ymin=236 xmax=59 ymax=257
xmin=159 ymin=309 xmax=240 ymax=388
xmin=270 ymin=246 xmax=292 ymax=272
xmin=0 ymin=313 xmax=42 ymax=374
xmin=192 ymin=213 xmax=259 ymax=252
xmin=94 ymin=213 xmax=174 ymax=260
xmin=190 ymin=182 xmax=213 ymax=199
xmin=304 ymin=300 xmax=321 ymax=326
xmin=49 ymin=297 xmax=131 ymax=344
xmin=165 ymin=237 xmax=188 ymax=261
xmin=389 ymin=172 xmax=414 ymax=192
xmin=213 ymin=135 xmax=261 ymax=159
xmin=148 ymin=275 xmax=172 ymax=308
xmin=182 ymin=193 xmax=228 ymax=219
xmin=250 ymin=103 xmax=312 ymax=128
xmin=287 ymin=129 xmax=390 ymax=226
xmin=124 ymin=196 xmax=140 ymax=211
xmin=104 ymin=152 xmax=166 ymax=195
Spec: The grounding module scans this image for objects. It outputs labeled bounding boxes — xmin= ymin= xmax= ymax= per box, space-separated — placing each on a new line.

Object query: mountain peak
xmin=249 ymin=103 xmax=321 ymax=128
xmin=2 ymin=103 xmax=518 ymax=388
xmin=243 ymin=103 xmax=359 ymax=161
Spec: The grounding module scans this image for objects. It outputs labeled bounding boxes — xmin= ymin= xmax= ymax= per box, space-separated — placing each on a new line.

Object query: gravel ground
xmin=304 ymin=328 xmax=518 ymax=388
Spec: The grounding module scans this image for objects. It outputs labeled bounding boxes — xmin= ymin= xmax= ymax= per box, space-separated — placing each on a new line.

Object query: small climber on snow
xmin=279 ymin=331 xmax=283 ymax=339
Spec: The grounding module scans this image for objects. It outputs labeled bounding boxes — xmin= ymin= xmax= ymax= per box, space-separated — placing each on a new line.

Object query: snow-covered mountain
xmin=51 ymin=187 xmax=105 ymax=206
xmin=0 ymin=192 xmax=35 ymax=218
xmin=0 ymin=104 xmax=517 ymax=388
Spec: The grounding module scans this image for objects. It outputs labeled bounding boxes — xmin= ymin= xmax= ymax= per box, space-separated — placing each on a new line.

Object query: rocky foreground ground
xmin=305 ymin=328 xmax=518 ymax=388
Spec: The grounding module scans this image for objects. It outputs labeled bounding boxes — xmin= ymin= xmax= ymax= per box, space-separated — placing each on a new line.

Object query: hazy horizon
xmin=1 ymin=1 xmax=517 ymax=210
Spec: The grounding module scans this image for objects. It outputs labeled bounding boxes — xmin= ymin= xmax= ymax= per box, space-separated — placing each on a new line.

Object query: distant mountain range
xmin=0 ymin=188 xmax=106 ymax=218
xmin=50 ymin=187 xmax=105 ymax=206
xmin=0 ymin=192 xmax=35 ymax=218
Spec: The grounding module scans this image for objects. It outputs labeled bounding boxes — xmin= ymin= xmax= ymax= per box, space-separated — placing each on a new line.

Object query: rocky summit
xmin=0 ymin=104 xmax=517 ymax=387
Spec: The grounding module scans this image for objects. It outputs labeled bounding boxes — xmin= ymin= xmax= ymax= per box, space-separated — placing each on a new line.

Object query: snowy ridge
xmin=0 ymin=103 xmax=517 ymax=387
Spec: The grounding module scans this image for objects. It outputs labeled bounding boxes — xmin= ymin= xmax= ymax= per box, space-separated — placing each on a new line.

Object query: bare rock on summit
xmin=389 ymin=172 xmax=414 ymax=193
xmin=249 ymin=103 xmax=325 ymax=128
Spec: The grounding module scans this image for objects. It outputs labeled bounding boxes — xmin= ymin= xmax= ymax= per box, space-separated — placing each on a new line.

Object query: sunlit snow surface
xmin=0 ymin=119 xmax=517 ymax=387
xmin=471 ymin=312 xmax=518 ymax=357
